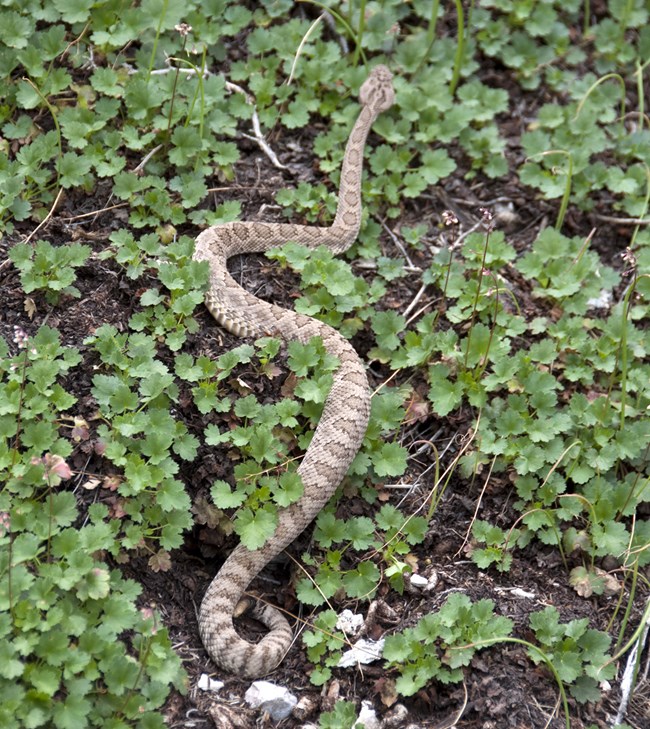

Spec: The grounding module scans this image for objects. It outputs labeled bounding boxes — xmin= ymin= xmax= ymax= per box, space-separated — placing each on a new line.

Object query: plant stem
xmin=463 ymin=225 xmax=491 ymax=370
xmin=298 ymin=0 xmax=366 ymax=65
xmin=148 ymin=0 xmax=169 ymax=78
xmin=583 ymin=0 xmax=590 ymax=35
xmin=426 ymin=0 xmax=441 ymax=47
xmin=449 ymin=0 xmax=465 ymax=96
xmin=352 ymin=0 xmax=367 ymax=66
xmin=574 ymin=73 xmax=626 ymax=137
xmin=167 ymin=35 xmax=189 ymax=133
xmin=456 ymin=637 xmax=571 ymax=729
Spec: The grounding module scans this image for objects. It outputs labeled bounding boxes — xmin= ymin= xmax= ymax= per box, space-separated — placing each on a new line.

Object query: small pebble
xmin=337 ymin=638 xmax=385 ymax=668
xmin=336 ymin=608 xmax=365 ymax=636
xmin=244 ymin=680 xmax=297 ymax=722
xmin=410 ymin=571 xmax=437 ymax=591
xmin=197 ymin=673 xmax=224 ymax=692
xmin=356 ymin=700 xmax=380 ymax=729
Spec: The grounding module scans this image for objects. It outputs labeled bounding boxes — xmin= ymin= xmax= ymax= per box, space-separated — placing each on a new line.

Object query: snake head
xmin=359 ymin=64 xmax=395 ymax=114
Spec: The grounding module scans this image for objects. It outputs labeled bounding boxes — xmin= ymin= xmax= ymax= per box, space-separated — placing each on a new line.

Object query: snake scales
xmin=193 ymin=66 xmax=395 ymax=678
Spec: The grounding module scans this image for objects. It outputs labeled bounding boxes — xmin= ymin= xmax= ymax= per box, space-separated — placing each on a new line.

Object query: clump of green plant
xmin=519 ymin=82 xmax=649 ymax=219
xmin=302 ymin=610 xmax=349 ymax=686
xmin=9 ymin=240 xmax=91 ymax=303
xmin=297 ymin=502 xmax=427 ymax=610
xmin=469 ymin=520 xmax=522 ymax=572
xmin=269 ymin=242 xmax=388 ymax=336
xmin=392 ymin=223 xmax=650 ymax=585
xmin=130 ymin=237 xmax=208 ymax=351
xmin=203 ymin=336 xmax=338 ymax=547
xmin=317 ymin=700 xmax=359 ymax=729
xmin=528 ymin=606 xmax=615 ymax=703
xmin=381 ymin=598 xmax=615 ymax=710
xmin=383 ymin=593 xmax=514 ymax=696
xmin=0 ymin=326 xmax=186 ymax=729
xmin=86 ymin=323 xmax=196 ymax=558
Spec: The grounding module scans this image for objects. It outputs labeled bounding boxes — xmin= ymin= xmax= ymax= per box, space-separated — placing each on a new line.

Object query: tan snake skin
xmin=193 ymin=65 xmax=395 ymax=678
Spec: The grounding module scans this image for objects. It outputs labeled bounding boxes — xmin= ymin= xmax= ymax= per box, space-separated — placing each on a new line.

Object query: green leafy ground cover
xmin=0 ymin=1 xmax=649 ymax=727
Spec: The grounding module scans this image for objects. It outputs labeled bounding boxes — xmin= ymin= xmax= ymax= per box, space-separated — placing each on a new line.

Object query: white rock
xmin=197 ymin=673 xmax=224 ymax=692
xmin=293 ymin=694 xmax=319 ymax=721
xmin=337 ymin=638 xmax=385 ymax=668
xmin=336 ymin=609 xmax=365 ymax=636
xmin=511 ymin=587 xmax=535 ymax=599
xmin=587 ymin=289 xmax=612 ymax=310
xmin=410 ymin=572 xmax=437 ymax=591
xmin=383 ymin=703 xmax=410 ymax=727
xmin=354 ymin=700 xmax=380 ymax=729
xmin=410 ymin=574 xmax=428 ymax=588
xmin=244 ymin=680 xmax=297 ymax=721
xmin=494 ymin=201 xmax=518 ymax=227
xmin=495 ymin=586 xmax=535 ymax=599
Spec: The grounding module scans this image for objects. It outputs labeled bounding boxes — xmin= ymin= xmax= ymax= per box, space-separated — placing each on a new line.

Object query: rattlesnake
xmin=193 ymin=65 xmax=395 ymax=678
